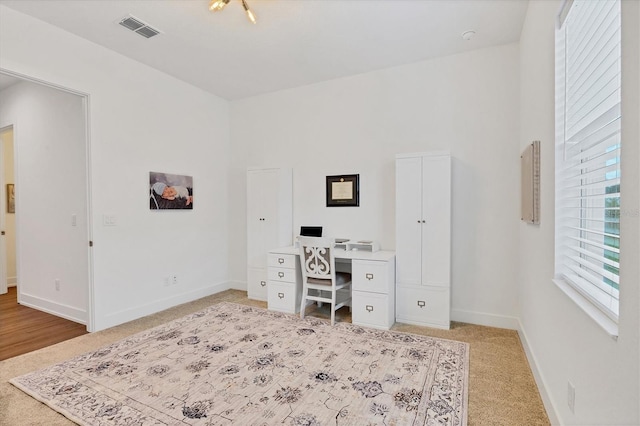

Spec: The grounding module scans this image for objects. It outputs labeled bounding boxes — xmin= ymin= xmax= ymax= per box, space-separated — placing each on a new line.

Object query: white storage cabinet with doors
xmin=246 ymin=168 xmax=293 ymax=301
xmin=395 ymin=152 xmax=451 ymax=329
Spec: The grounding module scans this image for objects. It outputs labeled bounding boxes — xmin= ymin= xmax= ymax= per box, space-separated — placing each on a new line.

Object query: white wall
xmin=0 ymin=6 xmax=231 ymax=331
xmin=230 ymin=43 xmax=522 ymax=327
xmin=518 ymin=1 xmax=640 ymax=425
xmin=0 ymin=82 xmax=88 ymax=321
xmin=1 ymin=128 xmax=16 ymax=284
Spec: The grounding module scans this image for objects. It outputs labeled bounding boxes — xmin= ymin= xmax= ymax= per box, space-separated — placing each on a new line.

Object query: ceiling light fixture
xmin=209 ymin=0 xmax=257 ymax=24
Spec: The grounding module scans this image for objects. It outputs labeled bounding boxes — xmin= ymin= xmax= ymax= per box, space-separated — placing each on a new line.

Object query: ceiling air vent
xmin=119 ymin=15 xmax=161 ymax=39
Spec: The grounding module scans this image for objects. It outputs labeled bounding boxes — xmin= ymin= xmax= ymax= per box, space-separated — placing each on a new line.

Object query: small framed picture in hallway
xmin=6 ymin=184 xmax=14 ymax=214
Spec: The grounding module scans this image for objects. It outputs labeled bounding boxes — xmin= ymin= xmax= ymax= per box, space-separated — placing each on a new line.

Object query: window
xmin=555 ymin=0 xmax=621 ymax=327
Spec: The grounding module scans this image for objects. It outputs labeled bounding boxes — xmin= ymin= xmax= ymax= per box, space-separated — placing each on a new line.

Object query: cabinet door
xmin=396 ymin=157 xmax=423 ymax=286
xmin=247 ymin=169 xmax=279 ymax=268
xmin=421 ymin=156 xmax=451 ymax=286
xmin=260 ymin=169 xmax=280 ymax=256
xmin=247 ymin=267 xmax=268 ymax=301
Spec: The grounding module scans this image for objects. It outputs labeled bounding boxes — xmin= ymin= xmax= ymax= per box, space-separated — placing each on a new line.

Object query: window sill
xmin=552 ymin=278 xmax=619 ymax=340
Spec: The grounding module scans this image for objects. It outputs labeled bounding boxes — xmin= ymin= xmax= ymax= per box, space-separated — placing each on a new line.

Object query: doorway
xmin=0 ymin=71 xmax=92 ymax=333
xmin=0 ymin=126 xmax=16 ymax=295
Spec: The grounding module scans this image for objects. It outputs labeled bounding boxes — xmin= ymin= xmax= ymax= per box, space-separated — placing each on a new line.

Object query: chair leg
xmin=300 ymin=283 xmax=307 ymax=319
xmin=330 ymin=289 xmax=337 ymax=326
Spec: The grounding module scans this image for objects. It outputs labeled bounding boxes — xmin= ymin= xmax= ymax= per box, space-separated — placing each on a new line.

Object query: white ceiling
xmin=0 ymin=0 xmax=529 ymax=100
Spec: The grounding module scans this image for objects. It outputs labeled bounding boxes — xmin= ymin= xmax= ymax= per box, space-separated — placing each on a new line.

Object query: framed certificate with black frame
xmin=326 ymin=174 xmax=359 ymax=207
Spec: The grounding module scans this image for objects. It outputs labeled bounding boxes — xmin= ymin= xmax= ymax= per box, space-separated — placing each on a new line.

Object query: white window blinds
xmin=555 ymin=0 xmax=621 ymax=321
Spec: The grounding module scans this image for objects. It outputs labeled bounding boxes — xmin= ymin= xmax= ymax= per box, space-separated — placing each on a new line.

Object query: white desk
xmin=267 ymin=246 xmax=396 ymax=330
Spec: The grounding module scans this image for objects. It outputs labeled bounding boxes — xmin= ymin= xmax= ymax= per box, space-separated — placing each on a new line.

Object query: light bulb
xmin=246 ymin=9 xmax=257 ymax=24
xmin=241 ymin=0 xmax=257 ymax=24
xmin=209 ymin=0 xmax=229 ymax=12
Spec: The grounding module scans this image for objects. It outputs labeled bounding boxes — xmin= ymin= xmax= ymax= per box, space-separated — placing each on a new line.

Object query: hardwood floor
xmin=0 ymin=287 xmax=88 ymax=361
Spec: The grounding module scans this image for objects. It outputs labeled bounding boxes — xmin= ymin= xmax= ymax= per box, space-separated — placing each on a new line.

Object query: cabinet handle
xmin=278 ymin=258 xmax=285 ymax=264
xmin=422 ymin=220 xmax=426 ymax=223
xmin=260 ymin=281 xmax=266 ymax=287
xmin=417 ymin=220 xmax=421 ymax=223
xmin=366 ymin=305 xmax=374 ymax=312
xmin=365 ymin=273 xmax=374 ymax=280
xmin=278 ymin=292 xmax=284 ymax=299
xmin=417 ymin=300 xmax=426 ymax=308
xmin=278 ymin=272 xmax=285 ymax=278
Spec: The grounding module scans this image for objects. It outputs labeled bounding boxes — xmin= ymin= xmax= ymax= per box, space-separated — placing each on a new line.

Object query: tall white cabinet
xmin=247 ymin=168 xmax=293 ymax=301
xmin=395 ymin=152 xmax=451 ymax=329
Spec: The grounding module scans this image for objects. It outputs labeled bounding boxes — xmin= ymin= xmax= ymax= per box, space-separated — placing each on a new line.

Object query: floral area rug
xmin=10 ymin=302 xmax=469 ymax=425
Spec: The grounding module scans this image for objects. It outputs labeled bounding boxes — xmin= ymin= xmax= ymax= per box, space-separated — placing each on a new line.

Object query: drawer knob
xmin=278 ymin=272 xmax=285 ymax=278
xmin=278 ymin=292 xmax=285 ymax=299
xmin=278 ymin=258 xmax=285 ymax=264
xmin=365 ymin=273 xmax=374 ymax=280
xmin=417 ymin=300 xmax=426 ymax=308
xmin=260 ymin=281 xmax=266 ymax=287
xmin=366 ymin=305 xmax=374 ymax=312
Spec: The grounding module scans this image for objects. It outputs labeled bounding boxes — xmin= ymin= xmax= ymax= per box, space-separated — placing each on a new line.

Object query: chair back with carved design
xmin=298 ymin=236 xmax=351 ymax=325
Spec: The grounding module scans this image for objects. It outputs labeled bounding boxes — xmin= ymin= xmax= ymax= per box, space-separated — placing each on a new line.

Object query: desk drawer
xmin=352 ymin=260 xmax=393 ymax=294
xmin=268 ymin=267 xmax=296 ymax=283
xmin=268 ymin=282 xmax=299 ymax=314
xmin=352 ymin=290 xmax=394 ymax=330
xmin=268 ymin=254 xmax=297 ymax=269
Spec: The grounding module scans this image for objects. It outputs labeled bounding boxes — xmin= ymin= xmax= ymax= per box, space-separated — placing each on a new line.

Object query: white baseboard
xmin=228 ymin=280 xmax=247 ymax=291
xmin=517 ymin=320 xmax=561 ymax=425
xmin=19 ymin=292 xmax=87 ymax=325
xmin=453 ymin=309 xmax=558 ymax=424
xmin=96 ymin=281 xmax=233 ymax=331
xmin=451 ymin=308 xmax=520 ymax=330
xmin=7 ymin=276 xmax=16 ymax=285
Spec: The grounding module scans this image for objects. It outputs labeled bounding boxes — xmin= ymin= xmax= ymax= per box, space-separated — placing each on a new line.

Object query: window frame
xmin=554 ymin=0 xmax=622 ymax=338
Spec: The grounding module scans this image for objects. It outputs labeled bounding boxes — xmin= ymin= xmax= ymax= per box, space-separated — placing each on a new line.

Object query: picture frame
xmin=6 ymin=184 xmax=14 ymax=214
xmin=326 ymin=174 xmax=359 ymax=207
xmin=149 ymin=172 xmax=194 ymax=210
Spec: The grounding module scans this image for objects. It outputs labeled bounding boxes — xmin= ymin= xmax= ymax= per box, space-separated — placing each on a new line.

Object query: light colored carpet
xmin=0 ymin=290 xmax=549 ymax=425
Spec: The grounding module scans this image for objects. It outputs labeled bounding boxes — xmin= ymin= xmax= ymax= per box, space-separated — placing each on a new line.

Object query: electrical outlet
xmin=55 ymin=279 xmax=60 ymax=291
xmin=172 ymin=275 xmax=178 ymax=285
xmin=567 ymin=381 xmax=575 ymax=414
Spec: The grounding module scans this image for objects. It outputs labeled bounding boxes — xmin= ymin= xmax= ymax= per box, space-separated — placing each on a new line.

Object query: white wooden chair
xmin=298 ymin=236 xmax=352 ymax=326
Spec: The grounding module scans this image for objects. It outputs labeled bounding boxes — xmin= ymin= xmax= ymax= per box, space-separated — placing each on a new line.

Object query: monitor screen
xmin=300 ymin=226 xmax=323 ymax=237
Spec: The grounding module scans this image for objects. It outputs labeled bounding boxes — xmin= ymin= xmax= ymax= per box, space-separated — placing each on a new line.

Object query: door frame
xmin=0 ymin=125 xmax=8 ymax=295
xmin=0 ymin=68 xmax=95 ymax=331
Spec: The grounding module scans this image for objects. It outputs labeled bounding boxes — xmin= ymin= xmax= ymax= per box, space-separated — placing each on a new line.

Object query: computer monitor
xmin=300 ymin=226 xmax=323 ymax=237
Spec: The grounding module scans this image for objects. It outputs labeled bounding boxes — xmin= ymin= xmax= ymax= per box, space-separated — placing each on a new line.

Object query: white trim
xmin=19 ymin=292 xmax=87 ymax=325
xmin=395 ymin=151 xmax=450 ymax=160
xmin=228 ymin=280 xmax=247 ymax=291
xmin=552 ymin=278 xmax=619 ymax=338
xmin=7 ymin=276 xmax=16 ymax=285
xmin=450 ymin=308 xmax=520 ymax=330
xmin=517 ymin=319 xmax=561 ymax=426
xmin=97 ymin=281 xmax=233 ymax=331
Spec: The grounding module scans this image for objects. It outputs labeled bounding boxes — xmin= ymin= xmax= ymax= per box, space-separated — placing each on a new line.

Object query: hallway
xmin=0 ymin=287 xmax=87 ymax=361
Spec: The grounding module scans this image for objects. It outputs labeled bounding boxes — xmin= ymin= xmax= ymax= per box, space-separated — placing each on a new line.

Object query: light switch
xmin=71 ymin=214 xmax=77 ymax=227
xmin=103 ymin=214 xmax=117 ymax=226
